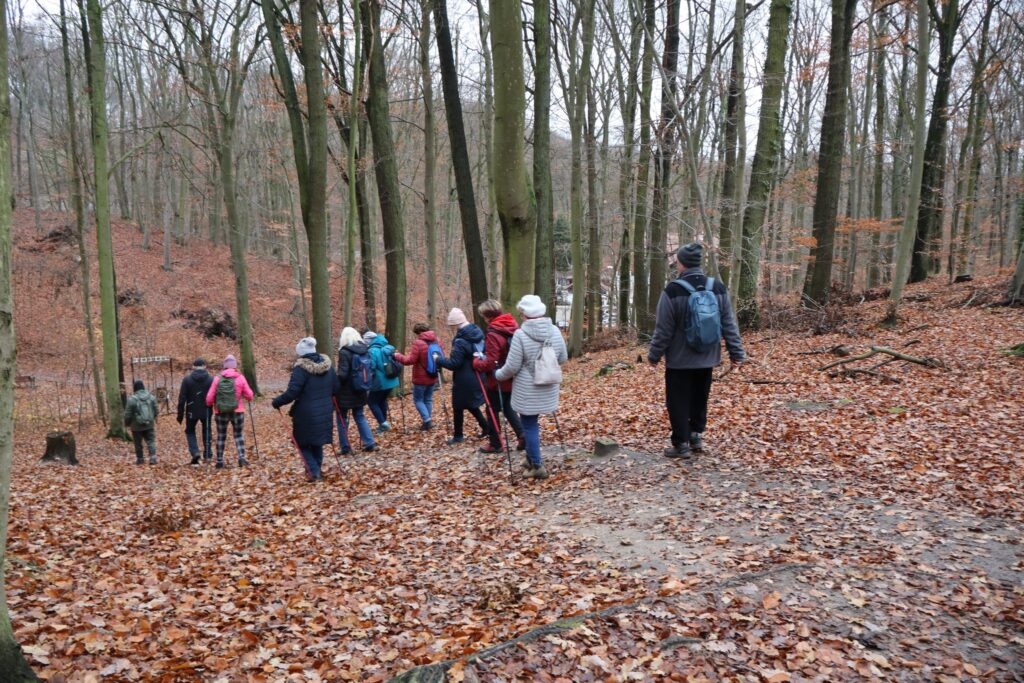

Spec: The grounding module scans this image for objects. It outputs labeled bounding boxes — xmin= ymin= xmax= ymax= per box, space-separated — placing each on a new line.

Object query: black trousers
xmin=485 ymin=389 xmax=523 ymax=448
xmin=664 ymin=368 xmax=714 ymax=447
xmin=453 ymin=406 xmax=490 ymax=439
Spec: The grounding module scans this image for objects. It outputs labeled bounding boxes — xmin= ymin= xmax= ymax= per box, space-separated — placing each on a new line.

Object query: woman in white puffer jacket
xmin=495 ymin=294 xmax=568 ymax=479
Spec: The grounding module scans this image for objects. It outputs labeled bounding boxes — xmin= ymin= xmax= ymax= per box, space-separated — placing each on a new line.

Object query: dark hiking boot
xmin=664 ymin=445 xmax=693 ymax=459
xmin=690 ymin=433 xmax=704 ymax=452
xmin=363 ymin=445 xmax=377 ymax=453
xmin=477 ymin=431 xmax=488 ymax=440
xmin=446 ymin=436 xmax=465 ymax=445
xmin=238 ymin=458 xmax=249 ymax=467
xmin=135 ymin=458 xmax=144 ymax=465
xmin=420 ymin=421 xmax=433 ymax=432
xmin=215 ymin=461 xmax=225 ymax=469
xmin=341 ymin=448 xmax=352 ymax=456
xmin=149 ymin=457 xmax=158 ymax=465
xmin=189 ymin=456 xmax=200 ymax=465
xmin=479 ymin=444 xmax=503 ymax=454
xmin=526 ymin=465 xmax=549 ymax=480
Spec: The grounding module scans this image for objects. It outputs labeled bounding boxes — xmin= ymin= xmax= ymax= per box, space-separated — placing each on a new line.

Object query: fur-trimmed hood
xmin=295 ymin=353 xmax=332 ymax=375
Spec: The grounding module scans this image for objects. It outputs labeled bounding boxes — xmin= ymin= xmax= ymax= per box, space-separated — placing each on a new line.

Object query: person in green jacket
xmin=124 ymin=380 xmax=160 ymax=464
xmin=363 ymin=330 xmax=401 ymax=433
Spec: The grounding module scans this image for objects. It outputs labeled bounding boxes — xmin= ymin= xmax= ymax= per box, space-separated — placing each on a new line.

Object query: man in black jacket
xmin=177 ymin=358 xmax=214 ymax=464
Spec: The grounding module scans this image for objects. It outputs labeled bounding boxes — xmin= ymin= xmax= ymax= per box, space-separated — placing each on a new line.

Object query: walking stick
xmin=434 ymin=354 xmax=452 ymax=436
xmin=551 ymin=410 xmax=568 ymax=465
xmin=289 ymin=432 xmax=315 ymax=480
xmin=397 ymin=386 xmax=407 ymax=433
xmin=494 ymin=376 xmax=515 ymax=485
xmin=474 ymin=370 xmax=504 ymax=450
xmin=246 ymin=400 xmax=259 ymax=460
xmin=331 ymin=396 xmax=351 ymax=457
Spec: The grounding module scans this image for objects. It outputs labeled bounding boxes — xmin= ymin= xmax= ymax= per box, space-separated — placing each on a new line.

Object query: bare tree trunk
xmin=420 ymin=0 xmax=438 ymax=323
xmin=533 ymin=0 xmax=555 ymax=313
xmin=632 ymin=0 xmax=655 ymax=332
xmin=718 ymin=0 xmax=745 ymax=288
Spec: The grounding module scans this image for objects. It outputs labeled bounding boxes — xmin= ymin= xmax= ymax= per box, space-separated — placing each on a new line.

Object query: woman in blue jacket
xmin=271 ymin=337 xmax=337 ymax=482
xmin=364 ymin=330 xmax=400 ymax=433
xmin=437 ymin=308 xmax=494 ymax=445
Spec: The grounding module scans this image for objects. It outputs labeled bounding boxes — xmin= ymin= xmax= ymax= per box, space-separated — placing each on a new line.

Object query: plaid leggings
xmin=215 ymin=412 xmax=246 ymax=463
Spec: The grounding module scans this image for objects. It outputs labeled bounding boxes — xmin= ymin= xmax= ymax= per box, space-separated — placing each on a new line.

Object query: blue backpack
xmin=348 ymin=349 xmax=373 ymax=392
xmin=425 ymin=341 xmax=444 ymax=376
xmin=676 ymin=276 xmax=722 ymax=352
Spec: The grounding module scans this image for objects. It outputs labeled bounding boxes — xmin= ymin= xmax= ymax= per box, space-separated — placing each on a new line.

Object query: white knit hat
xmin=295 ymin=337 xmax=318 ymax=356
xmin=517 ymin=294 xmax=546 ymax=318
xmin=446 ymin=308 xmax=468 ymax=327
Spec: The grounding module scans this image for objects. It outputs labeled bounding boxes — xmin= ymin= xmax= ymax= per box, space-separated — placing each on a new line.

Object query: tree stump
xmin=593 ymin=437 xmax=619 ymax=458
xmin=42 ymin=431 xmax=78 ymax=465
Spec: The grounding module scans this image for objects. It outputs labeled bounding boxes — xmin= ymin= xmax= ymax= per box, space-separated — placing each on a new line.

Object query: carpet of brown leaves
xmin=8 ymin=211 xmax=1023 ymax=681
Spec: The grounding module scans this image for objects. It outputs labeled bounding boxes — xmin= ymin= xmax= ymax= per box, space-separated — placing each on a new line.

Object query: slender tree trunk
xmin=0 ymin=4 xmax=40 ymax=674
xmin=84 ymin=0 xmax=128 ymax=439
xmin=569 ymin=0 xmax=596 ymax=357
xmin=615 ymin=0 xmax=641 ymax=328
xmin=886 ymin=0 xmax=930 ymax=322
xmin=868 ymin=10 xmax=886 ymax=289
xmin=632 ymin=0 xmax=655 ymax=332
xmin=420 ymin=0 xmax=438 ymax=323
xmin=474 ymin=0 xmax=501 ymax=297
xmin=433 ymin=0 xmax=490 ymax=320
xmin=61 ymin=0 xmax=105 ymax=424
xmin=910 ymin=0 xmax=962 ymax=282
xmin=585 ymin=64 xmax=601 ymax=334
xmin=645 ymin=0 xmax=680 ymax=335
xmin=802 ymin=0 xmax=857 ymax=305
xmin=533 ymin=0 xmax=554 ymax=313
xmin=718 ymin=0 xmax=745 ymax=288
xmin=736 ymin=0 xmax=792 ymax=328
xmin=363 ymin=0 xmax=407 ymax=350
xmin=491 ymin=0 xmax=537 ymax=309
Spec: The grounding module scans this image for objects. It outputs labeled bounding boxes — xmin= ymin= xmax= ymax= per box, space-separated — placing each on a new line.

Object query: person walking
xmin=272 ymin=337 xmax=337 ymax=482
xmin=364 ymin=330 xmax=400 ymax=433
xmin=394 ymin=322 xmax=443 ymax=431
xmin=176 ymin=358 xmax=214 ymax=464
xmin=125 ymin=379 xmax=159 ymax=465
xmin=647 ymin=242 xmax=746 ymax=458
xmin=495 ymin=295 xmax=568 ymax=480
xmin=205 ymin=354 xmax=255 ymax=469
xmin=437 ymin=308 xmax=493 ymax=446
xmin=335 ymin=327 xmax=378 ymax=454
xmin=472 ymin=299 xmax=525 ymax=453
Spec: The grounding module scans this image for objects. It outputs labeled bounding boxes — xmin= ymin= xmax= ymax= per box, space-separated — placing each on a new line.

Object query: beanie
xmin=193 ymin=358 xmax=206 ymax=368
xmin=223 ymin=355 xmax=238 ymax=369
xmin=363 ymin=330 xmax=378 ymax=343
xmin=295 ymin=337 xmax=318 ymax=357
xmin=676 ymin=243 xmax=703 ymax=268
xmin=446 ymin=308 xmax=468 ymax=327
xmin=133 ymin=380 xmax=145 ymax=391
xmin=517 ymin=294 xmax=547 ymax=319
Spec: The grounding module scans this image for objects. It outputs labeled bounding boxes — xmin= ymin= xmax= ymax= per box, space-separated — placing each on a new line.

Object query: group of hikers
xmin=123 ymin=242 xmax=746 ymax=480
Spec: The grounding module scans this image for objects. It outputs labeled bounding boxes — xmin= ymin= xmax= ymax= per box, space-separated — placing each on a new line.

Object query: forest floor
xmin=7 ymin=213 xmax=1024 ymax=681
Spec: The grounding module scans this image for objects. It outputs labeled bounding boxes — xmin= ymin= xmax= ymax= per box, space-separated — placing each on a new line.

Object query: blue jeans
xmin=368 ymin=390 xmax=390 ymax=426
xmin=520 ymin=414 xmax=542 ymax=467
xmin=412 ymin=383 xmax=436 ymax=423
xmin=337 ymin=407 xmax=375 ymax=451
xmin=298 ymin=444 xmax=324 ymax=479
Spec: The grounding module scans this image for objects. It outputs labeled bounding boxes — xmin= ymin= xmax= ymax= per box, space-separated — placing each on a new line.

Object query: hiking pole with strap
xmin=434 ymin=353 xmax=452 ymax=436
xmin=493 ymin=374 xmax=515 ymax=485
xmin=289 ymin=433 xmax=315 ymax=480
xmin=247 ymin=400 xmax=259 ymax=460
xmin=551 ymin=410 xmax=568 ymax=466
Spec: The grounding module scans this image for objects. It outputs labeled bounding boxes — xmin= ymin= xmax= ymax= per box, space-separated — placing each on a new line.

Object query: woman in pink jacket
xmin=205 ymin=355 xmax=255 ymax=468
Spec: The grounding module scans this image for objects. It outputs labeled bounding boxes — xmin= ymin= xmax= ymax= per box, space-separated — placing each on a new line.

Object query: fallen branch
xmin=386 ymin=563 xmax=814 ymax=682
xmin=832 ymin=368 xmax=901 ymax=384
xmin=817 ymin=346 xmax=942 ymax=372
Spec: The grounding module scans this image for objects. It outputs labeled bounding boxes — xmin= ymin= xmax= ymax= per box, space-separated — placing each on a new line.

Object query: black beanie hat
xmin=676 ymin=242 xmax=703 ymax=268
xmin=193 ymin=358 xmax=206 ymax=367
xmin=133 ymin=380 xmax=145 ymax=391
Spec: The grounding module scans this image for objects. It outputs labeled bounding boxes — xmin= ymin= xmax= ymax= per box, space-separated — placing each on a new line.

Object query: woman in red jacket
xmin=472 ymin=300 xmax=525 ymax=453
xmin=394 ymin=322 xmax=444 ymax=430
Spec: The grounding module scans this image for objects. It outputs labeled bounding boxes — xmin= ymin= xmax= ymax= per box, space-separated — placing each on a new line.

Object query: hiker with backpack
xmin=364 ymin=330 xmax=401 ymax=433
xmin=495 ymin=295 xmax=568 ymax=480
xmin=205 ymin=354 xmax=255 ymax=468
xmin=472 ymin=299 xmax=525 ymax=453
xmin=335 ymin=327 xmax=378 ymax=454
xmin=394 ymin=322 xmax=444 ymax=431
xmin=125 ymin=380 xmax=160 ymax=465
xmin=437 ymin=308 xmax=493 ymax=446
xmin=271 ymin=337 xmax=338 ymax=482
xmin=176 ymin=358 xmax=213 ymax=464
xmin=648 ymin=243 xmax=746 ymax=459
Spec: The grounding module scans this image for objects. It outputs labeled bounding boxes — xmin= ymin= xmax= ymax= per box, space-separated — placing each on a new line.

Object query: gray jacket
xmin=648 ymin=268 xmax=745 ymax=369
xmin=495 ymin=317 xmax=568 ymax=415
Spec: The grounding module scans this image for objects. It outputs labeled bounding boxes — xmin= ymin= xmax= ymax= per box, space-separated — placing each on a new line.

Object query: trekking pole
xmin=434 ymin=354 xmax=452 ymax=436
xmin=289 ymin=432 xmax=315 ymax=480
xmin=247 ymin=400 xmax=259 ymax=460
xmin=397 ymin=387 xmax=407 ymax=433
xmin=474 ymin=370 xmax=504 ymax=450
xmin=494 ymin=375 xmax=515 ymax=486
xmin=331 ymin=396 xmax=351 ymax=457
xmin=551 ymin=410 xmax=568 ymax=466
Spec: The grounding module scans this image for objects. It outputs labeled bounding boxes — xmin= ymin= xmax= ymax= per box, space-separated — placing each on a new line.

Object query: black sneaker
xmin=238 ymin=458 xmax=249 ymax=467
xmin=664 ymin=445 xmax=693 ymax=459
xmin=189 ymin=456 xmax=200 ymax=465
xmin=341 ymin=448 xmax=352 ymax=456
xmin=215 ymin=461 xmax=225 ymax=469
xmin=690 ymin=433 xmax=704 ymax=452
xmin=446 ymin=436 xmax=465 ymax=445
xmin=135 ymin=458 xmax=144 ymax=465
xmin=363 ymin=445 xmax=377 ymax=453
